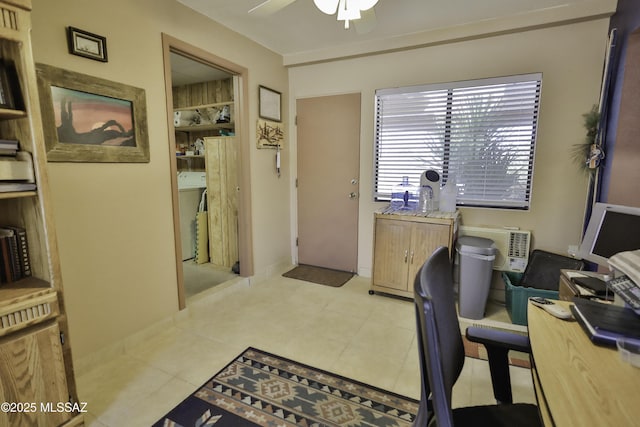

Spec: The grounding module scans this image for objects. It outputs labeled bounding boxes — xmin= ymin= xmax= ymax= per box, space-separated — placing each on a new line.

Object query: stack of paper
xmin=609 ymin=250 xmax=640 ymax=285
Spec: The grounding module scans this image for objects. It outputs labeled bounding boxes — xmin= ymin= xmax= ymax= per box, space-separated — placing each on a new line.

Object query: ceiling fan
xmin=249 ymin=0 xmax=378 ymax=33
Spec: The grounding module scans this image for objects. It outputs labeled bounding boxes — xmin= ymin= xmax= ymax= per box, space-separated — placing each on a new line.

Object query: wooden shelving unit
xmin=0 ymin=107 xmax=26 ymax=120
xmin=0 ymin=190 xmax=36 ymax=199
xmin=174 ymin=101 xmax=234 ymax=133
xmin=174 ymin=122 xmax=234 ymax=133
xmin=0 ymin=1 xmax=81 ymax=425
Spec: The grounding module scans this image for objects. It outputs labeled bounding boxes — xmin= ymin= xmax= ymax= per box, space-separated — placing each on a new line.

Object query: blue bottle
xmin=390 ymin=176 xmax=418 ymax=210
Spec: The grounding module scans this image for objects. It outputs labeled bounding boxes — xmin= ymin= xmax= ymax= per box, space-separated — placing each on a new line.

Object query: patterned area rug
xmin=282 ymin=264 xmax=354 ymax=288
xmin=154 ymin=347 xmax=418 ymax=427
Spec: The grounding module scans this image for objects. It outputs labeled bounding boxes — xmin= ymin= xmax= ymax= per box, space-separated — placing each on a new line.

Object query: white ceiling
xmin=176 ymin=0 xmax=614 ymax=65
xmin=170 ymin=52 xmax=232 ymax=86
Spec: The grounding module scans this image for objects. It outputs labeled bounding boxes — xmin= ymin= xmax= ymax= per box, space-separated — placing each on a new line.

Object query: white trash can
xmin=456 ymin=236 xmax=496 ymax=319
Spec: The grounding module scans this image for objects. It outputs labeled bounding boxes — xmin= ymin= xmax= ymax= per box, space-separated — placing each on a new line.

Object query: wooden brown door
xmin=296 ymin=94 xmax=361 ymax=272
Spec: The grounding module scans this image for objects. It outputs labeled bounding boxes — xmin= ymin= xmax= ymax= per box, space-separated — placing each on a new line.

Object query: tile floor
xmin=76 ymin=274 xmax=535 ymax=426
xmin=182 ymin=260 xmax=238 ymax=298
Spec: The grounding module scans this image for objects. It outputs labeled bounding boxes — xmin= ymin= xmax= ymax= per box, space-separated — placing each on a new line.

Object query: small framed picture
xmin=259 ymin=85 xmax=281 ymax=122
xmin=67 ymin=27 xmax=108 ymax=62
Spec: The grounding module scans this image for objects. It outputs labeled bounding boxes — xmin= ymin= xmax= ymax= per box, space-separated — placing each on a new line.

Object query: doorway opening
xmin=162 ymin=34 xmax=254 ymax=309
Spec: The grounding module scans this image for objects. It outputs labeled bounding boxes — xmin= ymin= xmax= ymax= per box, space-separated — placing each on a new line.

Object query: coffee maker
xmin=419 ymin=170 xmax=440 ymax=211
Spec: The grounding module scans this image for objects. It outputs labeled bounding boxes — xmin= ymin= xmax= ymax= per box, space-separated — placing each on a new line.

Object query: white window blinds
xmin=374 ymin=74 xmax=542 ymax=209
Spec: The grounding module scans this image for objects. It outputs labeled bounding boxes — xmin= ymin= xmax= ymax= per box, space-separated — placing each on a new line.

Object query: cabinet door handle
xmin=410 ymin=251 xmax=414 ymax=264
xmin=404 ymin=250 xmax=408 ymax=263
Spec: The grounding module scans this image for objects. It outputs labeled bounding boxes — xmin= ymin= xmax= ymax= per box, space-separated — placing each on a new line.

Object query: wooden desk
xmin=528 ymin=300 xmax=640 ymax=426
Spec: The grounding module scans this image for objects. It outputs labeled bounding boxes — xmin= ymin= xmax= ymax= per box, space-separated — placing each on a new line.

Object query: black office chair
xmin=413 ymin=246 xmax=542 ymax=427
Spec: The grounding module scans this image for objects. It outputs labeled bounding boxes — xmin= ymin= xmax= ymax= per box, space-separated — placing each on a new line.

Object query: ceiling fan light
xmin=337 ymin=0 xmax=361 ymax=21
xmin=313 ymin=0 xmax=339 ymax=15
xmin=358 ymin=0 xmax=379 ymax=11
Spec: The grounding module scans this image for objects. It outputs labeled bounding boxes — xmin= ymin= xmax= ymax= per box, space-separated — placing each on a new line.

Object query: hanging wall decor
xmin=258 ymin=85 xmax=281 ymax=122
xmin=36 ymin=63 xmax=149 ymax=163
xmin=256 ymin=119 xmax=284 ymax=149
xmin=67 ymin=26 xmax=108 ymax=62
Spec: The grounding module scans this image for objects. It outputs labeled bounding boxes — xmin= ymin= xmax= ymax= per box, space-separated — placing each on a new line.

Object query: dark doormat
xmin=282 ymin=264 xmax=354 ymax=287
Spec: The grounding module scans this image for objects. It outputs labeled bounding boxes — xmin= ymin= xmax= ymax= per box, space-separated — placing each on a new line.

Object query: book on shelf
xmin=0 ymin=151 xmax=34 ymax=182
xmin=0 ymin=139 xmax=18 ymax=157
xmin=0 ymin=150 xmax=35 ymax=192
xmin=4 ymin=226 xmax=30 ymax=278
xmin=0 ymin=225 xmax=31 ymax=284
xmin=0 ymin=229 xmax=19 ymax=282
xmin=0 ymin=139 xmax=18 ymax=150
xmin=0 ymin=182 xmax=36 ymax=192
xmin=0 ymin=235 xmax=13 ymax=284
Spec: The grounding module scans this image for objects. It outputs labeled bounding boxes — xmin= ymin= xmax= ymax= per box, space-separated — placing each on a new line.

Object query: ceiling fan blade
xmin=314 ymin=0 xmax=339 ymax=15
xmin=248 ymin=0 xmax=298 ymax=17
xmin=354 ymin=8 xmax=376 ymax=34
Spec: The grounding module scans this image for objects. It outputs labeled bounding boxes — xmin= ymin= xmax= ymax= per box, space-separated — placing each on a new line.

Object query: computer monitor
xmin=578 ymin=203 xmax=640 ymax=269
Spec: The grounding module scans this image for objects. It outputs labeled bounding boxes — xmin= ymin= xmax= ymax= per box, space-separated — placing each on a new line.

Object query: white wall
xmin=289 ymin=18 xmax=611 ymax=276
xmin=31 ymin=0 xmax=291 ymax=360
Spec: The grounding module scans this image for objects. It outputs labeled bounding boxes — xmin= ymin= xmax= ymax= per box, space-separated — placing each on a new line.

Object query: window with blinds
xmin=374 ymin=74 xmax=542 ymax=209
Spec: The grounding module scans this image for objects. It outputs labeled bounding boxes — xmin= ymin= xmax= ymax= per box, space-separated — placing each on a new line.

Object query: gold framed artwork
xmin=256 ymin=119 xmax=284 ymax=149
xmin=36 ymin=63 xmax=149 ymax=163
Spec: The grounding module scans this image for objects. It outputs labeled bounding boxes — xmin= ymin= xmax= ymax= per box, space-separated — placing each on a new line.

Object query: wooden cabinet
xmin=0 ymin=321 xmax=70 ymax=426
xmin=205 ymin=137 xmax=238 ymax=269
xmin=0 ymin=1 xmax=80 ymax=425
xmin=371 ymin=212 xmax=458 ymax=298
